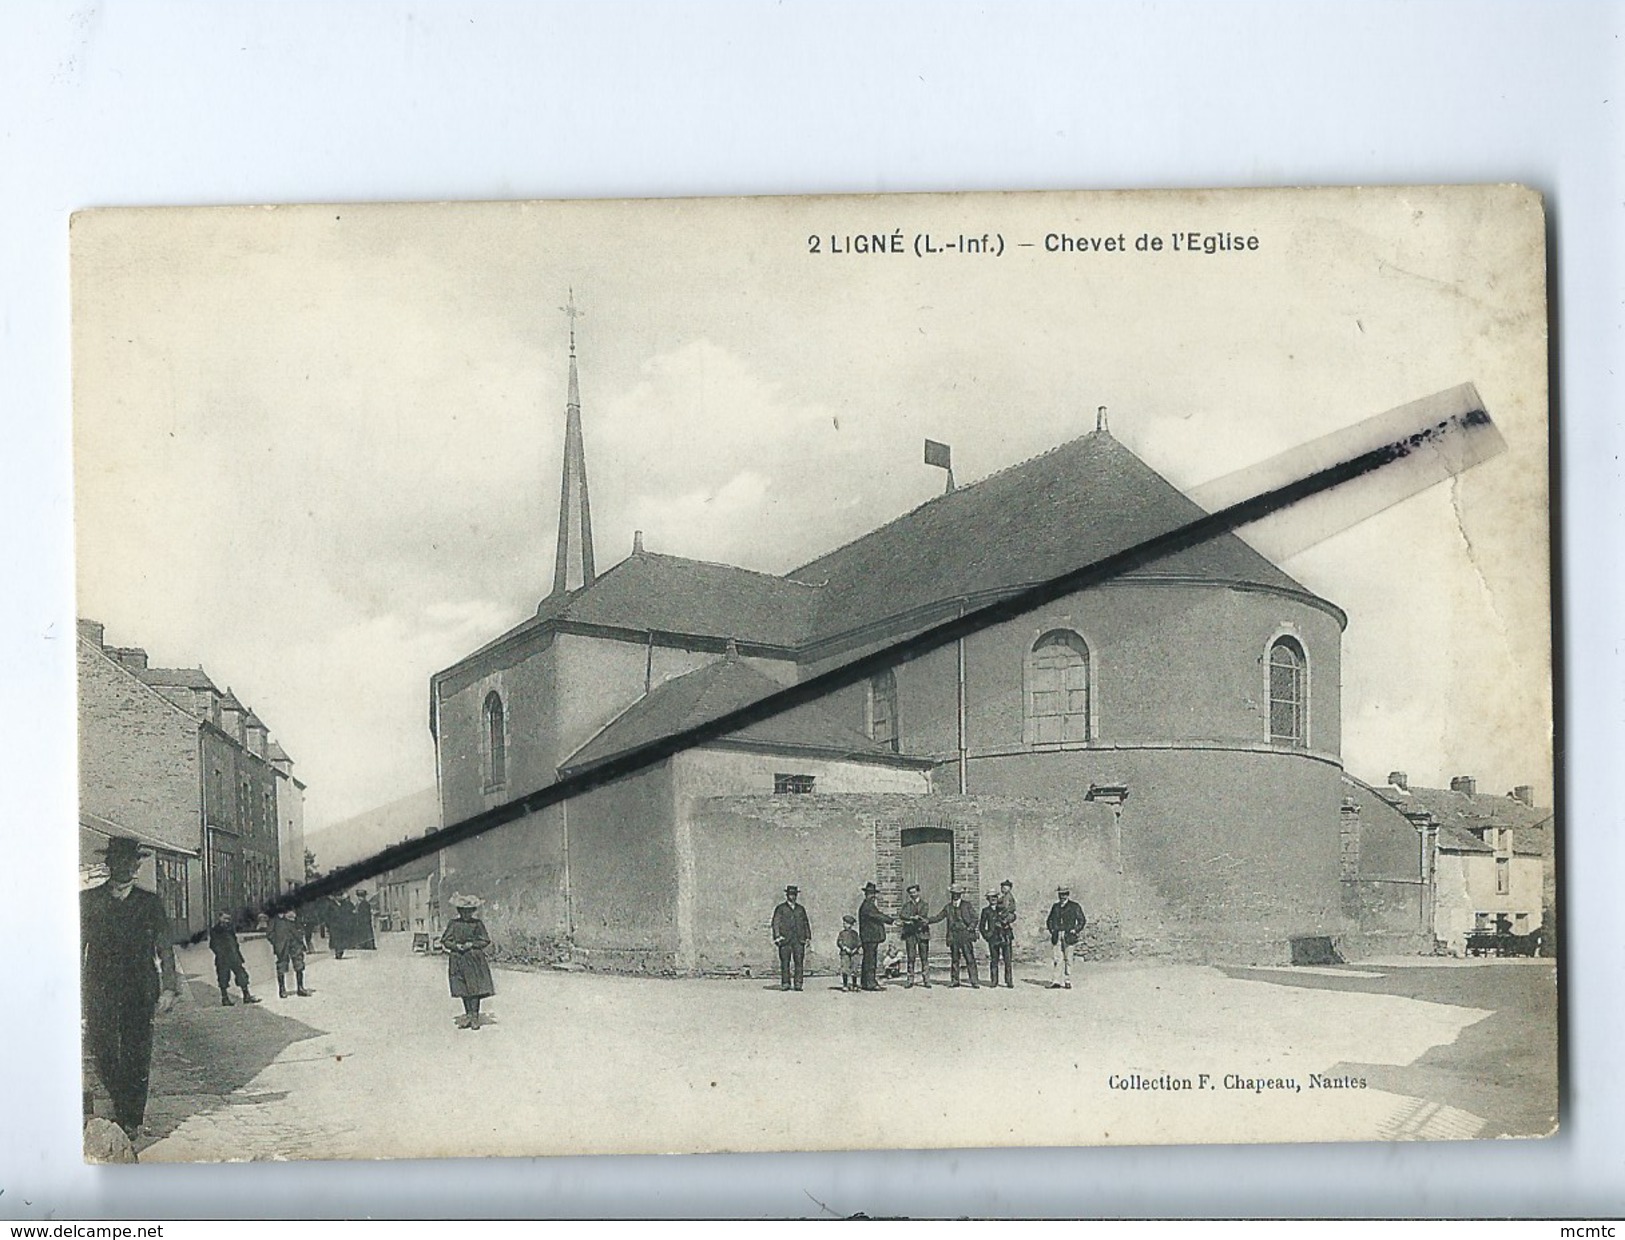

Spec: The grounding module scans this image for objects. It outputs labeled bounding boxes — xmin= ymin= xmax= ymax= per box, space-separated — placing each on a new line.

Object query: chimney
xmin=1449 ymin=775 xmax=1477 ymax=797
xmin=1387 ymin=771 xmax=1408 ymax=790
xmin=77 ymin=619 xmax=105 ymax=647
xmin=110 ymin=647 xmax=149 ymax=672
xmin=633 ymin=530 xmax=644 ymax=554
xmin=1512 ymin=784 xmax=1535 ymax=808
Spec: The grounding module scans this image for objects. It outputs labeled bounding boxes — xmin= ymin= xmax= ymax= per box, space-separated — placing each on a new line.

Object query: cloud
xmin=583 ymin=339 xmax=882 ymax=571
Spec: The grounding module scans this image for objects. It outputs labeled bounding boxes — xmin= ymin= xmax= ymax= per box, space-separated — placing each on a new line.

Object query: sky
xmin=71 ymin=187 xmax=1552 ymax=833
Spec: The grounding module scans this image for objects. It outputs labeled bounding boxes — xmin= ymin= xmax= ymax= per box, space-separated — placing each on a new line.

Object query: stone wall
xmin=679 ymin=791 xmax=1315 ymax=974
xmin=77 ymin=639 xmax=202 ymax=858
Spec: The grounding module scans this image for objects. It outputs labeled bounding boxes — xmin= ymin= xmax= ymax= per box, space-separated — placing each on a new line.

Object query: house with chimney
xmin=1343 ymin=769 xmax=1552 ymax=954
xmin=77 ymin=618 xmax=303 ymax=935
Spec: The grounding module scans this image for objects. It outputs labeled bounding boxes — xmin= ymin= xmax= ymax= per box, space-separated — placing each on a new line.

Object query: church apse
xmin=429 ymin=307 xmax=1360 ymax=971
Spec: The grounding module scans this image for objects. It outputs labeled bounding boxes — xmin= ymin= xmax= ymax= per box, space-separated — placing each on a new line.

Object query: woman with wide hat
xmin=441 ymin=894 xmax=495 ymax=1029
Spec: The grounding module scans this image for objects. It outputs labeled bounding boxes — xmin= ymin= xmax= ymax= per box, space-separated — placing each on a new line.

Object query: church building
xmin=431 ymin=311 xmax=1403 ymax=972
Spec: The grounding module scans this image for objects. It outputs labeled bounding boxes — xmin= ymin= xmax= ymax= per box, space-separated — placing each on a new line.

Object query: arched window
xmin=1028 ymin=630 xmax=1091 ymax=744
xmin=1268 ymin=637 xmax=1307 ymax=748
xmin=869 ymin=668 xmax=899 ymax=752
xmin=483 ymin=690 xmax=507 ymax=788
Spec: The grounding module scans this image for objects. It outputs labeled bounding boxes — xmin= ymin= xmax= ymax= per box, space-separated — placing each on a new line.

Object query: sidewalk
xmin=136 ymin=932 xmax=1550 ymax=1161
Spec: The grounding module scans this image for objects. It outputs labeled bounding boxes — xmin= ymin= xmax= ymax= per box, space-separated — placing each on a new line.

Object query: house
xmin=77 ymin=619 xmax=300 ymax=934
xmin=268 ymin=739 xmax=306 ymax=896
xmin=375 ymin=847 xmax=443 ymax=939
xmin=429 ymin=322 xmax=1365 ymax=972
xmin=1398 ymin=774 xmax=1550 ymax=952
xmin=1354 ymin=771 xmax=1551 ymax=954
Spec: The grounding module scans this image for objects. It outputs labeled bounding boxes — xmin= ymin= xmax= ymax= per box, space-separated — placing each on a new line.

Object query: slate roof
xmin=461 ymin=551 xmax=822 ymax=666
xmin=560 ymin=656 xmax=929 ymax=775
xmin=137 ymin=666 xmax=218 ymax=691
xmin=1435 ymin=823 xmax=1495 ymax=854
xmin=1399 ymin=784 xmax=1551 ymax=856
xmin=442 ymin=429 xmax=1339 ymax=679
xmin=788 ymin=430 xmax=1336 ymax=647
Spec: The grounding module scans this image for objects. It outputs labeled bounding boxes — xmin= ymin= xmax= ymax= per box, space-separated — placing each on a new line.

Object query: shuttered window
xmin=1028 ymin=630 xmax=1091 ymax=744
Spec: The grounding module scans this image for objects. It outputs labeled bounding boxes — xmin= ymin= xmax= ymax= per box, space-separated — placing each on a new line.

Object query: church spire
xmin=549 ymin=289 xmax=596 ymax=598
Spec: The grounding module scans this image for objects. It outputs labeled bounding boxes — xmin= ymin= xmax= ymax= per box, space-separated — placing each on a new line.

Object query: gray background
xmin=1 ymin=0 xmax=1618 ymax=1218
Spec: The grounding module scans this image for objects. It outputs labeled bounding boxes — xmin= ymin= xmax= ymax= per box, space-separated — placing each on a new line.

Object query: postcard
xmin=72 ymin=185 xmax=1553 ymax=1160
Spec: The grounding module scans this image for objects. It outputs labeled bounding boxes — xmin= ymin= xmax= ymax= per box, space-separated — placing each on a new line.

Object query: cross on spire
xmin=560 ymin=287 xmax=583 ymax=357
xmin=548 ymin=288 xmax=596 ymax=598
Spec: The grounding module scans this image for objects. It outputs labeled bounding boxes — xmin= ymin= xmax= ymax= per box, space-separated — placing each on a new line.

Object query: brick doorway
xmin=901 ymin=826 xmax=954 ymax=910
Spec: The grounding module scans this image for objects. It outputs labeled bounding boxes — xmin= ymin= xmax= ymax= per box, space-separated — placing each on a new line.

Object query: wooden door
xmin=901 ymin=827 xmax=954 ymax=910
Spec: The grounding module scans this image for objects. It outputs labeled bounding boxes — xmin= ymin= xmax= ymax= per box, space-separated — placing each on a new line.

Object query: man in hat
xmin=897 ymin=882 xmax=933 ymax=988
xmin=80 ymin=836 xmax=181 ymax=1137
xmin=208 ymin=910 xmax=262 ymax=1006
xmin=770 ymin=885 xmax=812 ymax=991
xmin=980 ymin=889 xmax=1015 ymax=988
xmin=1046 ymin=886 xmax=1088 ymax=989
xmin=929 ymin=884 xmax=982 ymax=988
xmin=269 ymin=909 xmax=313 ymax=998
xmin=330 ymin=892 xmax=354 ymax=959
xmin=857 ymin=882 xmax=894 ymax=991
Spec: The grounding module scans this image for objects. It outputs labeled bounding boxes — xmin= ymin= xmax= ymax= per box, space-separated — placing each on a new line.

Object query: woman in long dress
xmin=442 ymin=895 xmax=495 ymax=1030
xmin=352 ymin=890 xmax=377 ymax=950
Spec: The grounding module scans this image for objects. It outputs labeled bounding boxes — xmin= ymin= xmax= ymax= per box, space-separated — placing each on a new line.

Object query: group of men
xmin=771 ymin=879 xmax=1088 ymax=993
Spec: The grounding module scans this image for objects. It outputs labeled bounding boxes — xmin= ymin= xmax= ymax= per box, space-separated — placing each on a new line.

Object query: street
xmin=117 ymin=933 xmax=1557 ymax=1161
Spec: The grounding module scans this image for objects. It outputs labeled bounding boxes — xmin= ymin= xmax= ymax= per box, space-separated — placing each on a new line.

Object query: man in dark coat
xmin=770 ymin=885 xmax=812 ymax=991
xmin=857 ymin=882 xmax=893 ymax=991
xmin=980 ymin=889 xmax=1015 ymax=987
xmin=81 ymin=836 xmax=182 ymax=1137
xmin=207 ymin=911 xmax=261 ymax=1006
xmin=353 ymin=890 xmax=377 ymax=950
xmin=930 ymin=884 xmax=981 ymax=987
xmin=1046 ymin=885 xmax=1087 ymax=989
xmin=330 ymin=894 xmax=353 ymax=958
xmin=897 ymin=882 xmax=933 ymax=988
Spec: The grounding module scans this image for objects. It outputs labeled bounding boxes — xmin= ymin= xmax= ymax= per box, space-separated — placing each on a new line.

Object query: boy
xmin=836 ymin=914 xmax=862 ymax=992
xmin=207 ymin=911 xmax=261 ymax=1007
xmin=269 ymin=908 xmax=313 ymax=998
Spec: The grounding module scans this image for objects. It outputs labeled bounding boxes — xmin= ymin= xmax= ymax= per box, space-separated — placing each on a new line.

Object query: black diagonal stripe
xmin=198 ymin=407 xmax=1489 ymax=942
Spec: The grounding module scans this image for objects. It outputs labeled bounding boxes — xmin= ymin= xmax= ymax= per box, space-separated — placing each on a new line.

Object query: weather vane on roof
xmin=559 ymin=287 xmax=583 ymax=356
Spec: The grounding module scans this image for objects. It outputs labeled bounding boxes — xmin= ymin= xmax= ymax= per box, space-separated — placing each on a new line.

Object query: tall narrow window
xmin=1268 ymin=637 xmax=1307 ymax=747
xmin=869 ymin=668 xmax=899 ymax=752
xmin=1028 ymin=630 xmax=1091 ymax=744
xmin=483 ymin=691 xmax=507 ymax=788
